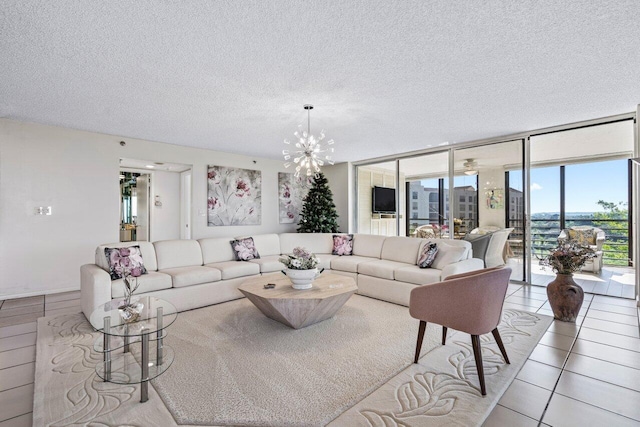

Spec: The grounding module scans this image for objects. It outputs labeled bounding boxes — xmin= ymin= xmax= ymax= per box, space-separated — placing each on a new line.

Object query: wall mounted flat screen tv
xmin=372 ymin=186 xmax=396 ymax=213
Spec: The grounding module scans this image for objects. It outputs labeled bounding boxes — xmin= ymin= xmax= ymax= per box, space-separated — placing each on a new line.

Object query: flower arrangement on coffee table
xmin=279 ymin=247 xmax=320 ymax=289
xmin=279 ymin=247 xmax=319 ymax=270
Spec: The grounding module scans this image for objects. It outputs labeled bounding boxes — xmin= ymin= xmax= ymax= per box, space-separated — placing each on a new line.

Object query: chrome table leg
xmin=141 ymin=327 xmax=149 ymax=403
xmin=103 ymin=316 xmax=111 ymax=382
xmin=156 ymin=307 xmax=164 ymax=365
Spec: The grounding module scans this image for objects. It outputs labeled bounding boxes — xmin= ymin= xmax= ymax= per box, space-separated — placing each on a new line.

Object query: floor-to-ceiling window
xmin=530 ymin=120 xmax=634 ymax=267
xmin=565 ymin=159 xmax=631 ymax=266
xmin=353 ymin=114 xmax=636 ymax=298
xmin=399 ymin=152 xmax=449 ymax=238
xmin=454 ymin=140 xmax=525 ymax=281
xmin=529 ymin=166 xmax=561 ymax=260
xmin=529 ymin=119 xmax=635 ymax=296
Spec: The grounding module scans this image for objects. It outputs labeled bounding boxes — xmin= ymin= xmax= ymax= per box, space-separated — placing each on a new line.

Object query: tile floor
xmin=509 ymin=259 xmax=636 ymax=299
xmin=0 ymin=287 xmax=638 ymax=426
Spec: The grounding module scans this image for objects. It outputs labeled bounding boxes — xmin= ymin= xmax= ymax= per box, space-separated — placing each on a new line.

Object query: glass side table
xmin=89 ymin=296 xmax=177 ymax=403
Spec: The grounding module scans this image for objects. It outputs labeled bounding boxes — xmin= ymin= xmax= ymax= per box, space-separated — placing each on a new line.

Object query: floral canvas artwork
xmin=208 ymin=166 xmax=262 ymax=226
xmin=278 ymin=172 xmax=313 ymax=224
xmin=485 ymin=189 xmax=504 ymax=210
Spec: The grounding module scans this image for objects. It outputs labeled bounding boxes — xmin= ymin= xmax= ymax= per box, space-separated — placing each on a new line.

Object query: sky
xmin=528 ymin=159 xmax=628 ymax=214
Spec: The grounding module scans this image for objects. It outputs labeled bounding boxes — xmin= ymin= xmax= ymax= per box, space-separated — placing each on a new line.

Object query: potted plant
xmin=541 ymin=241 xmax=596 ymax=322
xmin=279 ymin=247 xmax=320 ymax=289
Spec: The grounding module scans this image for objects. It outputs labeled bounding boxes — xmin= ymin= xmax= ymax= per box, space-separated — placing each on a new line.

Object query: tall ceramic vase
xmin=546 ymin=273 xmax=584 ymax=322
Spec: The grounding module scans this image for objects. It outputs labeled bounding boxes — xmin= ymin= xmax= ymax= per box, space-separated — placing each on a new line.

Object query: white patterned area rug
xmin=33 ymin=295 xmax=551 ymax=426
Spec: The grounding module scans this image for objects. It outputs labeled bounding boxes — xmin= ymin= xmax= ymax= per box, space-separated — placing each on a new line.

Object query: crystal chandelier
xmin=283 ymin=104 xmax=335 ymax=178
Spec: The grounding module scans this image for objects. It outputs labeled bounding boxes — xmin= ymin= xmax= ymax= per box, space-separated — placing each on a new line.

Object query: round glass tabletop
xmin=89 ymin=296 xmax=177 ymax=337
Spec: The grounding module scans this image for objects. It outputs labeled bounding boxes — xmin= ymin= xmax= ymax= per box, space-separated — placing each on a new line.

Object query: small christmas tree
xmin=297 ymin=173 xmax=340 ymax=233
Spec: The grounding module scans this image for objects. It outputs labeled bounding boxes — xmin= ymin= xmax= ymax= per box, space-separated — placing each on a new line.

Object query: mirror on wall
xmin=119 ymin=158 xmax=193 ymax=243
xmin=120 ymin=171 xmax=150 ymax=242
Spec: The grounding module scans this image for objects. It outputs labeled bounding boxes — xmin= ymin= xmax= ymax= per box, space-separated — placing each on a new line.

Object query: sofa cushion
xmin=430 ymin=244 xmax=467 ymax=270
xmin=154 ymin=240 xmax=204 ymax=270
xmin=381 ymin=236 xmax=422 ymax=264
xmin=160 ymin=266 xmax=222 ymax=288
xmin=331 ymin=255 xmax=377 ymax=273
xmin=111 ymin=271 xmax=172 ymax=298
xmin=279 ymin=233 xmax=333 ymax=255
xmin=353 ymin=234 xmax=386 ymax=258
xmin=248 ymin=255 xmax=285 ymax=273
xmin=205 ymin=261 xmax=260 ymax=280
xmin=358 ymin=259 xmax=413 ymax=280
xmin=417 ymin=242 xmax=438 ymax=268
xmin=316 ymin=254 xmax=340 ymax=270
xmin=199 ymin=237 xmax=237 ymax=264
xmin=104 ymin=245 xmax=148 ymax=280
xmin=422 ymin=239 xmax=471 ymax=260
xmin=230 ymin=237 xmax=260 ymax=261
xmin=394 ymin=265 xmax=442 ymax=285
xmin=568 ymin=228 xmax=596 ymax=246
xmin=244 ymin=234 xmax=281 ymax=257
xmin=96 ymin=242 xmax=158 ymax=272
xmin=332 ymin=234 xmax=354 ymax=256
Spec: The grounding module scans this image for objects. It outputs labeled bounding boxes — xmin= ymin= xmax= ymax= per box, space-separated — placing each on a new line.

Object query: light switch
xmin=35 ymin=206 xmax=52 ymax=215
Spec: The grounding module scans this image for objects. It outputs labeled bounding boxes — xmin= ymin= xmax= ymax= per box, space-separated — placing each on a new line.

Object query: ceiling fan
xmin=463 ymin=159 xmax=478 ymax=176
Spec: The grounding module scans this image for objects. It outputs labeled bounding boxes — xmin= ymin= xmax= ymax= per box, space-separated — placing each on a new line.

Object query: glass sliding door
xmin=529 ymin=166 xmax=561 ymax=260
xmin=452 ymin=174 xmax=478 ymax=236
xmin=530 ymin=119 xmax=635 ymax=296
xmin=454 ymin=140 xmax=525 ymax=281
xmin=565 ymin=159 xmax=630 ymax=266
xmin=399 ymin=152 xmax=449 ymax=238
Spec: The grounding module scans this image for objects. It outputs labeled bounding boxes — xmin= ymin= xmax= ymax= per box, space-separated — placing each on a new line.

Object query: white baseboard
xmin=1 ymin=286 xmax=79 ymax=300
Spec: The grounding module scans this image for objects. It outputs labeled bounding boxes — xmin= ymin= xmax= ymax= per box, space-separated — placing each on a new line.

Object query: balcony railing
xmin=509 ymin=218 xmax=630 ymax=266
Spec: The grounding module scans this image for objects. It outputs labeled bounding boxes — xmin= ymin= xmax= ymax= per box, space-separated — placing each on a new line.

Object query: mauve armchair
xmin=409 ymin=267 xmax=512 ymax=395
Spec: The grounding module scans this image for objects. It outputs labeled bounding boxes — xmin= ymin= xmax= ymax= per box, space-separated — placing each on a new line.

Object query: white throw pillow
xmin=431 ymin=245 xmax=467 ymax=270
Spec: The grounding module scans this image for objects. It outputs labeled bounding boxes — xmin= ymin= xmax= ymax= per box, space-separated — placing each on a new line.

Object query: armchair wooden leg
xmin=491 ymin=328 xmax=510 ymax=364
xmin=471 ymin=335 xmax=486 ymax=396
xmin=414 ymin=321 xmax=427 ymax=363
xmin=442 ymin=326 xmax=448 ymax=345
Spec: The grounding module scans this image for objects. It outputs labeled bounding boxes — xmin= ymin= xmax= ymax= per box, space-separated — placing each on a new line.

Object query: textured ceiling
xmin=2 ymin=1 xmax=640 ymax=163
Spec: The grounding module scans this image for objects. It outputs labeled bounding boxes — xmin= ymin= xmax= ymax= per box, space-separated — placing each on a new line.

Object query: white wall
xmin=323 ymin=163 xmax=352 ymax=233
xmin=0 ymin=119 xmax=302 ymax=298
xmin=150 ymin=170 xmax=181 ymax=241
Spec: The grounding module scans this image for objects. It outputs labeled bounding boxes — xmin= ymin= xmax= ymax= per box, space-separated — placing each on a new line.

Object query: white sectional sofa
xmin=81 ymin=233 xmax=484 ymax=320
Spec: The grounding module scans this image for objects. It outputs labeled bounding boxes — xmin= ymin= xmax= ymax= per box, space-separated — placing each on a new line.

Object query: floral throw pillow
xmin=104 ymin=246 xmax=148 ymax=280
xmin=417 ymin=242 xmax=438 ymax=268
xmin=332 ymin=234 xmax=354 ymax=256
xmin=568 ymin=228 xmax=595 ymax=246
xmin=230 ymin=237 xmax=260 ymax=261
